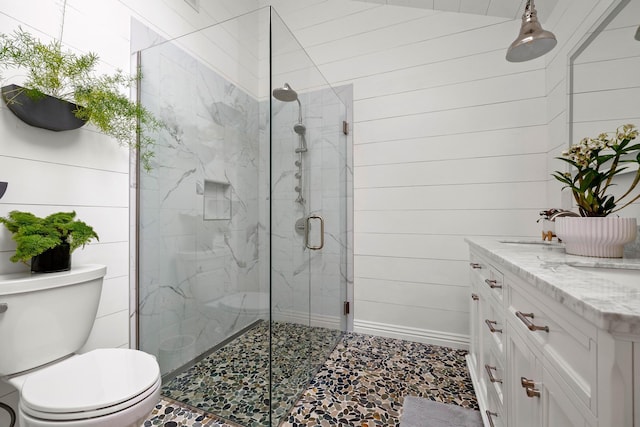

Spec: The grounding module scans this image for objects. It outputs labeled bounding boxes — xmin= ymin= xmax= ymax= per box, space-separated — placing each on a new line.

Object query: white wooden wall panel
xmin=355 ymin=278 xmax=470 ymax=314
xmin=306 ymin=11 xmax=502 ymax=65
xmin=317 ymin=19 xmax=515 ymax=83
xmin=354 ymin=126 xmax=547 ymax=166
xmin=356 ymin=181 xmax=547 ymax=211
xmin=356 ymin=98 xmax=547 ymax=144
xmin=356 ymin=257 xmax=470 ymax=285
xmin=355 ymin=154 xmax=547 ymax=188
xmin=355 ymin=71 xmax=544 ymax=122
xmin=355 ymin=233 xmax=471 ymax=260
xmin=573 ymin=57 xmax=640 ymax=92
xmin=355 ymin=210 xmax=541 ymax=236
xmin=293 ymin=6 xmax=436 ymax=47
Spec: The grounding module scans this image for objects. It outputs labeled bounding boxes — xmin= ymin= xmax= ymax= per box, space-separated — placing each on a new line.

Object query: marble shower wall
xmin=137 ymin=36 xmax=265 ymax=375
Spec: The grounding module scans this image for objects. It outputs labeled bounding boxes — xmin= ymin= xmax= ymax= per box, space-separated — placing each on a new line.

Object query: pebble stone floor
xmin=142 ymin=329 xmax=477 ymax=427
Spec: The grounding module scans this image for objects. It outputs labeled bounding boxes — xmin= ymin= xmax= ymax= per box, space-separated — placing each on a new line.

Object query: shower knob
xmin=295 ymin=160 xmax=301 ymax=167
xmin=295 ymin=186 xmax=302 ymax=193
xmin=295 ymin=172 xmax=301 ymax=178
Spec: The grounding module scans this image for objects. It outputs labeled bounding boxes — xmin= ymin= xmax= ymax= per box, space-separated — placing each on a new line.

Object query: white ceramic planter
xmin=555 ymin=217 xmax=638 ymax=258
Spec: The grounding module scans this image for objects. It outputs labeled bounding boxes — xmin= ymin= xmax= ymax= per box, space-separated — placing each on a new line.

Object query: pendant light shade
xmin=506 ymin=0 xmax=557 ymax=62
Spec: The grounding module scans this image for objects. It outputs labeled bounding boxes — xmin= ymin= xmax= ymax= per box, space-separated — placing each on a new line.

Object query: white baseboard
xmin=353 ymin=319 xmax=470 ymax=350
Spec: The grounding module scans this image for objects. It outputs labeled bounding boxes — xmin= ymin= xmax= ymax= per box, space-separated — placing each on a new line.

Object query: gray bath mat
xmin=400 ymin=397 xmax=483 ymax=427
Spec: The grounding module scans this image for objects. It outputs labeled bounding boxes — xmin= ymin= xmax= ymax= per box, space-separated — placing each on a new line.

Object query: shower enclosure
xmin=134 ymin=7 xmax=351 ymax=426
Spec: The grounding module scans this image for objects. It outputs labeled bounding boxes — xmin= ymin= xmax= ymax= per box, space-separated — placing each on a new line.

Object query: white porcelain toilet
xmin=0 ymin=265 xmax=161 ymax=427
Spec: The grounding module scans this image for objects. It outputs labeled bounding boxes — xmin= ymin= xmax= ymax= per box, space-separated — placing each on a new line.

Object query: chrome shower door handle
xmin=306 ymin=215 xmax=324 ymax=250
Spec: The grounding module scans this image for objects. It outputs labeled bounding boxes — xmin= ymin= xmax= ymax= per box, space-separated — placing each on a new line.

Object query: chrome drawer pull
xmin=484 ymin=278 xmax=502 ymax=289
xmin=485 ymin=364 xmax=502 ymax=384
xmin=516 ymin=311 xmax=549 ymax=333
xmin=471 ymin=293 xmax=479 ymax=301
xmin=470 ymin=262 xmax=482 ymax=269
xmin=486 ymin=410 xmax=498 ymax=427
xmin=485 ymin=319 xmax=502 ymax=334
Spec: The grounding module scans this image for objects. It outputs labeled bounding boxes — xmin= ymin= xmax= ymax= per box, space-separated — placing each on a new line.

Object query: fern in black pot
xmin=0 ymin=211 xmax=99 ymax=273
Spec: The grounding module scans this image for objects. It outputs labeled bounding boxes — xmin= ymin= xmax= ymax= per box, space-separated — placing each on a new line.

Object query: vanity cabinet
xmin=467 ymin=242 xmax=636 ymax=427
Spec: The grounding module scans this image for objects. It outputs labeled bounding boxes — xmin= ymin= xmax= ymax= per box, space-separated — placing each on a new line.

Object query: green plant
xmin=0 ymin=28 xmax=163 ymax=171
xmin=0 ymin=211 xmax=98 ymax=264
xmin=553 ymin=124 xmax=640 ymax=217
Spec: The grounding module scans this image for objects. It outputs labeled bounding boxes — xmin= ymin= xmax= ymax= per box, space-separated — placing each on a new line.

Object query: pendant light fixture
xmin=506 ymin=0 xmax=557 ymax=62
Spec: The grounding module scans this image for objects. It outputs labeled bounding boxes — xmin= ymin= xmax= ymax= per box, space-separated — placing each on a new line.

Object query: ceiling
xmin=351 ymin=0 xmax=557 ymax=21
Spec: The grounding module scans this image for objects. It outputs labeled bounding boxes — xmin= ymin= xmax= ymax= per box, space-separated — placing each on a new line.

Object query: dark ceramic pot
xmin=31 ymin=243 xmax=71 ymax=273
xmin=1 ymin=84 xmax=88 ymax=131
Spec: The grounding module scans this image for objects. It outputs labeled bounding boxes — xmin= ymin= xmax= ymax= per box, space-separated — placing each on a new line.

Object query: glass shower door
xmin=269 ymin=8 xmax=347 ymax=425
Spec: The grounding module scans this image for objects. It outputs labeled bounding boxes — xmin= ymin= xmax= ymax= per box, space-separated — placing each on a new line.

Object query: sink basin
xmin=569 ymin=265 xmax=640 ymax=288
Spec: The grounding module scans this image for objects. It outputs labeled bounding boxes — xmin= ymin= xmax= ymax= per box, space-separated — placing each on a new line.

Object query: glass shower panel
xmin=269 ymin=9 xmax=347 ymax=425
xmin=136 ymin=6 xmax=349 ymax=426
xmin=137 ymin=8 xmax=272 ymax=426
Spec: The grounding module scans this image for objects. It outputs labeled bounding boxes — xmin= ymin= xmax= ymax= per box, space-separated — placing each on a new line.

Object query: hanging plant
xmin=0 ymin=28 xmax=163 ymax=170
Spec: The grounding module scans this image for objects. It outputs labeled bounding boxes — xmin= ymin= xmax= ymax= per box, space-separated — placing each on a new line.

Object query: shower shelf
xmin=203 ymin=179 xmax=231 ymax=220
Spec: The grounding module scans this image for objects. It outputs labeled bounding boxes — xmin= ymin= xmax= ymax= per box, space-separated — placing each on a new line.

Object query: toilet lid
xmin=20 ymin=348 xmax=160 ymax=417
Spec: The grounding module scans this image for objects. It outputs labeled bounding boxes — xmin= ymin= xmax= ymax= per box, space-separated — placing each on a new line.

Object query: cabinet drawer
xmin=509 ymin=283 xmax=595 ymax=411
xmin=484 ymin=387 xmax=505 ymax=427
xmin=482 ymin=297 xmax=505 ymax=358
xmin=483 ymin=347 xmax=505 ymax=406
xmin=469 ymin=255 xmax=504 ymax=302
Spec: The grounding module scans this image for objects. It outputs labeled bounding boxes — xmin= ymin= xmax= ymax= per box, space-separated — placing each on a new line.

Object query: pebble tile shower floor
xmin=142 ymin=327 xmax=478 ymax=427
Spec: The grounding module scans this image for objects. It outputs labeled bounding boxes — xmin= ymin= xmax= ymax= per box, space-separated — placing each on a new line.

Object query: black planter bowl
xmin=31 ymin=243 xmax=71 ymax=273
xmin=1 ymin=84 xmax=88 ymax=131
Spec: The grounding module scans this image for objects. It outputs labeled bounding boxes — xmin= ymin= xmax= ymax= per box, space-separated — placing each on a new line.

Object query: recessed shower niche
xmin=134 ymin=6 xmax=353 ymax=426
xmin=203 ymin=180 xmax=231 ymax=221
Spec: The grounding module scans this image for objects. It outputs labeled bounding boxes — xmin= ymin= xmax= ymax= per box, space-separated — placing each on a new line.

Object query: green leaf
xmin=0 ymin=210 xmax=98 ymax=264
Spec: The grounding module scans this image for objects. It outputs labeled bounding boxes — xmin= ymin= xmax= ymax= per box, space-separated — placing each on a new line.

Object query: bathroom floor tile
xmin=160 ymin=321 xmax=342 ymax=426
xmin=281 ymin=333 xmax=477 ymax=426
xmin=142 ymin=398 xmax=235 ymax=426
xmin=143 ymin=328 xmax=477 ymax=427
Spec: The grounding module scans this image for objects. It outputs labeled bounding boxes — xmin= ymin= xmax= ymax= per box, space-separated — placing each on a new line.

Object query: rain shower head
xmin=272 ymin=83 xmax=298 ymax=102
xmin=273 ymin=82 xmax=303 ymax=124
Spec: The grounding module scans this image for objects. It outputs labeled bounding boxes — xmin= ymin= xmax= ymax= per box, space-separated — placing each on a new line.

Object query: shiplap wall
xmin=265 ymin=0 xmax=549 ymax=347
xmin=0 ymin=1 xmax=257 ymax=423
xmin=267 ymin=0 xmax=637 ymax=348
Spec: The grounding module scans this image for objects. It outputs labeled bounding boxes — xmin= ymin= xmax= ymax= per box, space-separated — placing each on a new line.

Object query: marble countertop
xmin=466 ymin=238 xmax=640 ymax=335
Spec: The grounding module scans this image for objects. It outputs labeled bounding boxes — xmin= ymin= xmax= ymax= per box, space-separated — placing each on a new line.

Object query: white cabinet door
xmin=542 ymin=365 xmax=595 ymax=427
xmin=507 ymin=324 xmax=541 ymax=427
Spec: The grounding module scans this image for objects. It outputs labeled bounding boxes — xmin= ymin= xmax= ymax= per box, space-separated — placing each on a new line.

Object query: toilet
xmin=0 ymin=265 xmax=161 ymax=427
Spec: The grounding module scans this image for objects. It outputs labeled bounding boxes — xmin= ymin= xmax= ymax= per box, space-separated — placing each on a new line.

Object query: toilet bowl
xmin=0 ymin=265 xmax=161 ymax=427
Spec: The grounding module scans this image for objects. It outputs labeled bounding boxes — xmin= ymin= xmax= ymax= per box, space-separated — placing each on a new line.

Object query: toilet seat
xmin=18 ymin=348 xmax=160 ymax=422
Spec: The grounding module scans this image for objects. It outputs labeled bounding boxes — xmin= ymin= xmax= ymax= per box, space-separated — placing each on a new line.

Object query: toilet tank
xmin=0 ymin=264 xmax=106 ymax=376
